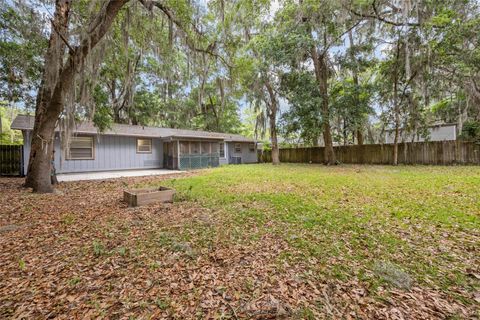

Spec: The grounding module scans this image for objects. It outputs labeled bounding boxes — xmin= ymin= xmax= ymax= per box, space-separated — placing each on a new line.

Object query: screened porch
xmin=163 ymin=139 xmax=221 ymax=170
xmin=177 ymin=140 xmax=219 ymax=170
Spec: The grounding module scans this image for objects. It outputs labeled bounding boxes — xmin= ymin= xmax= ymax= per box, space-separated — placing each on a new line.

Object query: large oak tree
xmin=25 ymin=0 xmax=211 ymax=193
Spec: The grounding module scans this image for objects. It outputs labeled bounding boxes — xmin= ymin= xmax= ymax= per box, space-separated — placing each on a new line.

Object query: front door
xmin=163 ymin=141 xmax=178 ymax=169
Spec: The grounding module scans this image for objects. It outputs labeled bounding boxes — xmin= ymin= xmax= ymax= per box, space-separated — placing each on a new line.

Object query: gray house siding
xmin=13 ymin=115 xmax=257 ymax=173
xmin=217 ymin=141 xmax=258 ymax=165
xmin=385 ymin=124 xmax=457 ymax=143
xmin=227 ymin=142 xmax=257 ymax=164
xmin=22 ymin=131 xmax=163 ymax=174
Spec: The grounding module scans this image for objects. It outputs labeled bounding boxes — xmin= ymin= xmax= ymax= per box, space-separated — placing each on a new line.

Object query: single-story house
xmin=384 ymin=123 xmax=457 ymax=144
xmin=11 ymin=115 xmax=258 ymax=174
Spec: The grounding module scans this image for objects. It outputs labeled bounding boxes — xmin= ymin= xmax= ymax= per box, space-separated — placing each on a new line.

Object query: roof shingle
xmin=11 ymin=115 xmax=254 ymax=142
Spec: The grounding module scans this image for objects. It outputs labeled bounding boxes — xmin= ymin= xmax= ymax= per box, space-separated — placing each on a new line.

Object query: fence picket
xmin=0 ymin=145 xmax=23 ymax=176
xmin=259 ymin=141 xmax=480 ymax=165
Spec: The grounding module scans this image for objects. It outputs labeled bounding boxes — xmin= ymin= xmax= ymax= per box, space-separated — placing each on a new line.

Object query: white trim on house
xmin=177 ymin=140 xmax=180 ymax=169
xmin=136 ymin=138 xmax=152 ymax=153
xmin=219 ymin=141 xmax=227 ymax=159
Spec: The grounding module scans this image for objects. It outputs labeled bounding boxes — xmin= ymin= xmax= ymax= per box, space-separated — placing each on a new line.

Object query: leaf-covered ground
xmin=1 ymin=164 xmax=479 ymax=319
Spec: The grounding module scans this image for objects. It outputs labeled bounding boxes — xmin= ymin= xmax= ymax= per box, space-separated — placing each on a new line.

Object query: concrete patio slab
xmin=57 ymin=169 xmax=184 ymax=182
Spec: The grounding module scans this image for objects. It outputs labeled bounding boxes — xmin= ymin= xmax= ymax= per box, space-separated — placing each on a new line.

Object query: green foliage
xmin=92 ymin=240 xmax=106 ymax=257
xmin=279 ymin=70 xmax=324 ymax=145
xmin=460 ymin=120 xmax=480 ymax=142
xmin=92 ymin=86 xmax=113 ymax=132
xmin=154 ymin=298 xmax=171 ymax=310
xmin=330 ymin=77 xmax=375 ymax=138
xmin=18 ymin=258 xmax=26 ymax=271
xmin=0 ymin=1 xmax=47 ymax=108
xmin=68 ymin=276 xmax=82 ymax=287
xmin=0 ymin=104 xmax=23 ymax=145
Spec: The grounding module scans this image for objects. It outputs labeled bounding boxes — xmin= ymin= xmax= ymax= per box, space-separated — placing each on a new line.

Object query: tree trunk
xmin=270 ymin=113 xmax=280 ymax=165
xmin=392 ymin=41 xmax=401 ymax=166
xmin=25 ymin=0 xmax=129 ymax=193
xmin=348 ymin=30 xmax=364 ymax=146
xmin=264 ymin=80 xmax=280 ymax=165
xmin=243 ymin=26 xmax=280 ymax=165
xmin=357 ymin=130 xmax=364 ymax=145
xmin=312 ymin=49 xmax=336 ymax=165
xmin=393 ymin=112 xmax=400 ymax=165
xmin=24 ymin=0 xmax=71 ymax=192
xmin=25 ymin=97 xmax=66 ymax=192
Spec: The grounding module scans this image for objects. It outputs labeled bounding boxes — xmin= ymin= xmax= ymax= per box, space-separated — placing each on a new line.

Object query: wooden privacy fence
xmin=258 ymin=141 xmax=480 ymax=165
xmin=0 ymin=145 xmax=24 ymax=176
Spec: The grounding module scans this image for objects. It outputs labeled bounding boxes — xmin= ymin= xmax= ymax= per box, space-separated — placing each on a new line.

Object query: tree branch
xmin=324 ymin=20 xmax=363 ymax=52
xmin=137 ymin=0 xmax=231 ymax=67
xmin=49 ymin=18 xmax=74 ymax=54
xmin=345 ymin=1 xmax=420 ymax=27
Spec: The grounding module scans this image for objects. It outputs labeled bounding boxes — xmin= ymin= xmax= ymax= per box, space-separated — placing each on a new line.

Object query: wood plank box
xmin=123 ymin=187 xmax=175 ymax=207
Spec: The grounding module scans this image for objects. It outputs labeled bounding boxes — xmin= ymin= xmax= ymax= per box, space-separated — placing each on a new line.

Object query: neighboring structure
xmin=384 ymin=123 xmax=457 ymax=144
xmin=11 ymin=115 xmax=257 ymax=174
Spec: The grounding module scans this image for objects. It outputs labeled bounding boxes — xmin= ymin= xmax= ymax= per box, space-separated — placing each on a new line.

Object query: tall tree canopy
xmin=1 ymin=0 xmax=479 ymax=191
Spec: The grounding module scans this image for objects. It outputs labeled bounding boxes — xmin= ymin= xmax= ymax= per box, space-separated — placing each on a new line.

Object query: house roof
xmin=11 ymin=115 xmax=254 ymax=143
xmin=384 ymin=123 xmax=457 ymax=133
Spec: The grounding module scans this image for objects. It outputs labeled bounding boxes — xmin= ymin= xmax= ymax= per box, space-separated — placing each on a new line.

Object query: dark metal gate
xmin=163 ymin=142 xmax=178 ymax=170
xmin=0 ymin=145 xmax=23 ymax=176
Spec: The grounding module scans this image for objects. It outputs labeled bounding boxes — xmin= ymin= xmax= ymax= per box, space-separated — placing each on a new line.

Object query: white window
xmin=219 ymin=142 xmax=225 ymax=158
xmin=137 ymin=138 xmax=152 ymax=153
xmin=234 ymin=143 xmax=241 ymax=153
xmin=249 ymin=143 xmax=255 ymax=152
xmin=68 ymin=136 xmax=94 ymax=160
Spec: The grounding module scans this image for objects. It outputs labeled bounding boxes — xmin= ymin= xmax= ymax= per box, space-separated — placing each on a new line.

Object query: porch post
xmin=225 ymin=142 xmax=228 ymax=163
xmin=177 ymin=140 xmax=180 ymax=170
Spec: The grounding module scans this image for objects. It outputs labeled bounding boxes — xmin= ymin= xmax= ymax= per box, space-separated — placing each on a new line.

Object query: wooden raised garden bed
xmin=123 ymin=187 xmax=175 ymax=207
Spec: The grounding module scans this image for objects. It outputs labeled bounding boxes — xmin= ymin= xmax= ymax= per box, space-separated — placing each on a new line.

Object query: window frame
xmin=66 ymin=135 xmax=95 ymax=160
xmin=234 ymin=143 xmax=241 ymax=153
xmin=219 ymin=142 xmax=225 ymax=158
xmin=136 ymin=138 xmax=152 ymax=154
xmin=249 ymin=143 xmax=255 ymax=152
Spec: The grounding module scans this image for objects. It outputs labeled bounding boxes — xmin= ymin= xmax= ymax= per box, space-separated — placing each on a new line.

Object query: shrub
xmin=461 ymin=120 xmax=480 ymax=142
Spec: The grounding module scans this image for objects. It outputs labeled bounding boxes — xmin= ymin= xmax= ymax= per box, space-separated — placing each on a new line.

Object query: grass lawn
xmin=1 ymin=164 xmax=479 ymax=319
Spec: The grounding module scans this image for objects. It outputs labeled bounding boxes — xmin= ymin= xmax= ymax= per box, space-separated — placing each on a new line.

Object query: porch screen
xmin=179 ymin=141 xmax=220 ymax=170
